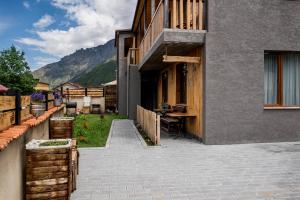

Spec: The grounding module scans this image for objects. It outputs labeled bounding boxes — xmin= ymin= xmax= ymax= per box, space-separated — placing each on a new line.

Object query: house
xmin=102 ymin=80 xmax=117 ymax=111
xmin=35 ymin=81 xmax=50 ymax=92
xmin=53 ymin=82 xmax=83 ymax=92
xmin=116 ymin=0 xmax=300 ymax=144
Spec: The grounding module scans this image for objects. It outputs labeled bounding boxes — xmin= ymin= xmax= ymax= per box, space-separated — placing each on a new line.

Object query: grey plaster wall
xmin=204 ymin=0 xmax=300 ymax=144
xmin=117 ymin=33 xmax=132 ymax=116
xmin=128 ymin=65 xmax=141 ymax=120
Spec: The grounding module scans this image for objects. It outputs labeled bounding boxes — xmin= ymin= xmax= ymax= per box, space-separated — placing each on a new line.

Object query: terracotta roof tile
xmin=0 ymin=105 xmax=64 ymax=151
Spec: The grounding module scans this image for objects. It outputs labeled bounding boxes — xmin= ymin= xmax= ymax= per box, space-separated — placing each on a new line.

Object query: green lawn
xmin=73 ymin=114 xmax=127 ymax=148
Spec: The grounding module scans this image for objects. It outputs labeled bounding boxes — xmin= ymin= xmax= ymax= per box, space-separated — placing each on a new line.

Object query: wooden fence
xmin=104 ymin=85 xmax=117 ymax=110
xmin=64 ymin=88 xmax=104 ymax=97
xmin=0 ymin=95 xmax=31 ymax=132
xmin=0 ymin=93 xmax=55 ymax=132
xmin=136 ymin=105 xmax=160 ymax=145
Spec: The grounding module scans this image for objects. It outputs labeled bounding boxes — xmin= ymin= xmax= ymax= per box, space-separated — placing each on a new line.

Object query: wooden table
xmin=166 ymin=113 xmax=196 ymax=137
xmin=153 ymin=108 xmax=173 ymax=112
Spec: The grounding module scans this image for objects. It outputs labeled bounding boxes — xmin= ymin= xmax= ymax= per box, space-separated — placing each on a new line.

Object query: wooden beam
xmin=164 ymin=0 xmax=169 ymax=28
xmin=163 ymin=55 xmax=201 ymax=63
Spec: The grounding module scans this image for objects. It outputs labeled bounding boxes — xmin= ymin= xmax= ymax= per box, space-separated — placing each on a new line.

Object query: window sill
xmin=264 ymin=106 xmax=300 ymax=110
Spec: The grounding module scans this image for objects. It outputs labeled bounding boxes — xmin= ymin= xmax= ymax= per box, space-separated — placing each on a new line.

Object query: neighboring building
xmin=116 ymin=0 xmax=300 ymax=144
xmin=35 ymin=81 xmax=50 ymax=92
xmin=115 ymin=30 xmax=140 ymax=119
xmin=102 ymin=80 xmax=117 ymax=112
xmin=53 ymin=82 xmax=83 ymax=92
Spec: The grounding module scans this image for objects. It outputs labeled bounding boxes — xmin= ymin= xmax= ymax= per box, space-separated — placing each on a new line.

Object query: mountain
xmin=33 ymin=39 xmax=116 ymax=88
xmin=71 ymin=59 xmax=117 ymax=87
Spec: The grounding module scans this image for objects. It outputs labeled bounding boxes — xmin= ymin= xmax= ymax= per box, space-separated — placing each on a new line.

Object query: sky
xmin=0 ymin=0 xmax=137 ymax=70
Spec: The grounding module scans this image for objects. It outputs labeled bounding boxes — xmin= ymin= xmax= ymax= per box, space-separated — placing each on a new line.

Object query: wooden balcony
xmin=137 ymin=0 xmax=206 ymax=70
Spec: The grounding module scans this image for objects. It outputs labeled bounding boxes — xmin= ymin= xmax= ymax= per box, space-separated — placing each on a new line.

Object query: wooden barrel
xmin=50 ymin=117 xmax=74 ymax=139
xmin=30 ymin=104 xmax=46 ymax=117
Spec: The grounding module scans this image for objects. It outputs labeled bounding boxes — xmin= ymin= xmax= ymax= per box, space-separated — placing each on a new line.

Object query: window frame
xmin=264 ymin=52 xmax=300 ymax=108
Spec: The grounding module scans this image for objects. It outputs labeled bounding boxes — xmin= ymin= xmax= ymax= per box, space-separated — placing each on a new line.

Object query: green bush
xmin=0 ymin=46 xmax=37 ymax=94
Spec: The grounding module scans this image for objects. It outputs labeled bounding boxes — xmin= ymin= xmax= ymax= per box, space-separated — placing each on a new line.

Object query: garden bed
xmin=73 ymin=114 xmax=127 ymax=148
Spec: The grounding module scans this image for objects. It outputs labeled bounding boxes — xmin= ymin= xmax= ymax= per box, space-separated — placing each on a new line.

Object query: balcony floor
xmin=139 ymin=29 xmax=206 ymax=71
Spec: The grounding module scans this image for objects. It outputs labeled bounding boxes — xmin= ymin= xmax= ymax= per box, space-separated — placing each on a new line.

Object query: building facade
xmin=116 ymin=0 xmax=300 ymax=144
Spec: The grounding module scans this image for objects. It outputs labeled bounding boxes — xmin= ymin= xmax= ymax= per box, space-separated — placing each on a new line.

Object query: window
xmin=162 ymin=71 xmax=168 ymax=103
xmin=264 ymin=52 xmax=300 ymax=106
xmin=176 ymin=63 xmax=187 ymax=104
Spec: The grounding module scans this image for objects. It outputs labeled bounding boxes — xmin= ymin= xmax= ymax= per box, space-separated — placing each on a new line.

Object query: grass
xmin=73 ymin=114 xmax=127 ymax=148
xmin=39 ymin=141 xmax=68 ymax=147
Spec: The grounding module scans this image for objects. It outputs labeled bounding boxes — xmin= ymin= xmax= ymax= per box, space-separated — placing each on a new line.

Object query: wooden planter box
xmin=50 ymin=117 xmax=74 ymax=139
xmin=26 ymin=139 xmax=72 ymax=200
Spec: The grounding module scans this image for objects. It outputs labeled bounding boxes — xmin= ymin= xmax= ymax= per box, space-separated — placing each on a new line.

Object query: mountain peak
xmin=33 ymin=39 xmax=116 ymax=88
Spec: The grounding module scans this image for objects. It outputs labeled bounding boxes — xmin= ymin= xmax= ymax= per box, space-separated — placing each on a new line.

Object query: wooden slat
xmin=26 ymin=190 xmax=68 ymax=199
xmin=187 ymin=0 xmax=191 ymax=29
xmin=26 ymin=184 xmax=68 ymax=194
xmin=21 ymin=96 xmax=31 ymax=107
xmin=26 ymin=172 xmax=68 ymax=182
xmin=0 ymin=111 xmax=15 ymax=132
xmin=21 ymin=107 xmax=32 ymax=122
xmin=163 ymin=55 xmax=201 ymax=63
xmin=172 ymin=0 xmax=177 ymax=28
xmin=199 ymin=0 xmax=203 ymax=29
xmin=193 ymin=0 xmax=196 ymax=29
xmin=179 ymin=0 xmax=183 ymax=29
xmin=0 ymin=96 xmax=15 ymax=111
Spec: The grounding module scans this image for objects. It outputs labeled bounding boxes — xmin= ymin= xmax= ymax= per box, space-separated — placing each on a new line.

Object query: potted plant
xmin=53 ymin=91 xmax=62 ymax=107
xmin=30 ymin=92 xmax=45 ymax=117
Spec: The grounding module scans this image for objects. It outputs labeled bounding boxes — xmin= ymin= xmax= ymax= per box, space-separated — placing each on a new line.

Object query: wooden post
xmin=85 ymin=88 xmax=88 ymax=96
xmin=67 ymin=88 xmax=70 ymax=103
xmin=164 ymin=0 xmax=169 ymax=28
xmin=45 ymin=92 xmax=49 ymax=111
xmin=15 ymin=92 xmax=21 ymax=125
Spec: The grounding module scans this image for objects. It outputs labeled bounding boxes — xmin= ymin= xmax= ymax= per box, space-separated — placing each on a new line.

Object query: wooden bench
xmin=160 ymin=117 xmax=179 ymax=133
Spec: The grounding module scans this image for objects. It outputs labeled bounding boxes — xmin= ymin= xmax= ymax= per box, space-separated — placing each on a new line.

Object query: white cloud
xmin=33 ymin=14 xmax=56 ymax=29
xmin=16 ymin=0 xmax=137 ymax=57
xmin=23 ymin=1 xmax=30 ymax=9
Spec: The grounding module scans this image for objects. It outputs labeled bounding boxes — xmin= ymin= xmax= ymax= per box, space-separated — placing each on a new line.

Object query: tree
xmin=0 ymin=46 xmax=37 ymax=94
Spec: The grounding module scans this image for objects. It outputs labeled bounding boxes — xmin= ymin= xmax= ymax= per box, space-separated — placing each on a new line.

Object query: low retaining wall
xmin=0 ymin=106 xmax=64 ymax=200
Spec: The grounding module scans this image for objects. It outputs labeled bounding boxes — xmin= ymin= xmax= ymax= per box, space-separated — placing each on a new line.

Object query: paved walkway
xmin=71 ymin=120 xmax=300 ymax=200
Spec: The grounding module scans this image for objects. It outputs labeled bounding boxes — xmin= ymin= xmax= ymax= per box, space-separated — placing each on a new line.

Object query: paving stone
xmin=71 ymin=120 xmax=300 ymax=200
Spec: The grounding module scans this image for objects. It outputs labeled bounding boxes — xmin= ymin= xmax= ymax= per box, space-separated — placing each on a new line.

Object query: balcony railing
xmin=138 ymin=0 xmax=205 ymax=64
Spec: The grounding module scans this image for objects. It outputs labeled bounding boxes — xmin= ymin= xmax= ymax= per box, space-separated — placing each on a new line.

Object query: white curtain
xmin=283 ymin=54 xmax=300 ymax=106
xmin=264 ymin=54 xmax=278 ymax=105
